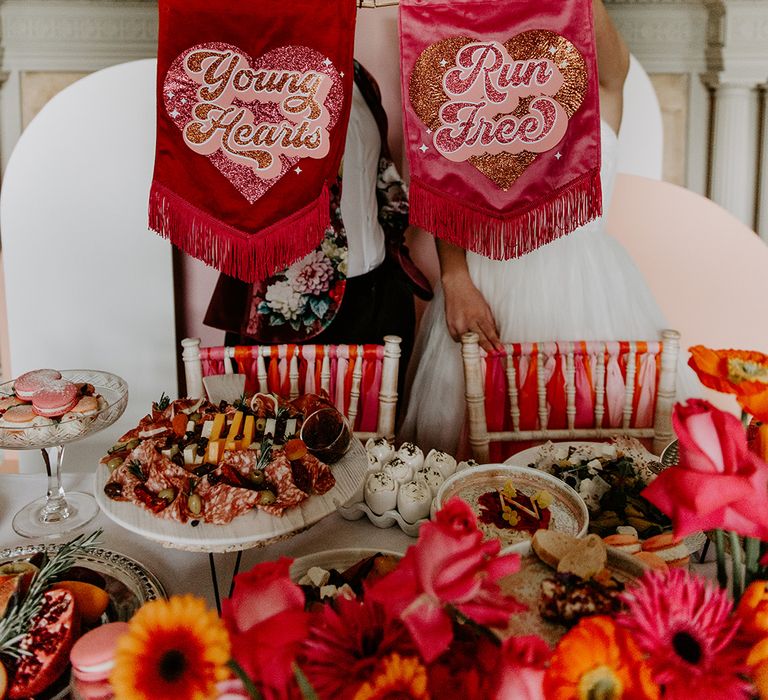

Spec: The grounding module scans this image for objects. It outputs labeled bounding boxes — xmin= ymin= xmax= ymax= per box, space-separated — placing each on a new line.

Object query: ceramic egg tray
xmin=337 ymin=500 xmax=427 ymax=538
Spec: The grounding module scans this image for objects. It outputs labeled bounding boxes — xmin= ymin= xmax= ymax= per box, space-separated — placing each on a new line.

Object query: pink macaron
xmin=72 ymin=678 xmax=114 ymax=700
xmin=13 ymin=369 xmax=62 ymax=400
xmin=31 ymin=379 xmax=79 ymax=418
xmin=70 ymin=621 xmax=130 ymax=684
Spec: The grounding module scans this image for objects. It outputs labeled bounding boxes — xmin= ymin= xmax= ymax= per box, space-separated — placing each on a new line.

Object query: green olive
xmin=158 ymin=488 xmax=176 ymax=502
xmin=188 ymin=493 xmax=202 ymax=515
xmin=258 ymin=490 xmax=276 ymax=505
xmin=126 ymin=438 xmax=140 ymax=450
xmin=107 ymin=440 xmax=128 ymax=454
xmin=106 ymin=457 xmax=123 ymax=472
xmin=248 ymin=470 xmax=265 ymax=486
xmin=189 ymin=412 xmax=201 ymax=422
xmin=255 ymin=417 xmax=267 ymax=432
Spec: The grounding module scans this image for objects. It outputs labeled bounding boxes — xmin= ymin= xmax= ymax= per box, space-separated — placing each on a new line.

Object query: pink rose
xmin=643 ymin=400 xmax=768 ymax=539
xmin=221 ymin=558 xmax=308 ymax=700
xmin=367 ymin=497 xmax=524 ymax=662
xmin=492 ymin=635 xmax=550 ymax=700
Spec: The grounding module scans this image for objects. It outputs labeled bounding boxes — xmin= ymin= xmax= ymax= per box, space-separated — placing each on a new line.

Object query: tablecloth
xmin=0 ymin=472 xmax=413 ymax=606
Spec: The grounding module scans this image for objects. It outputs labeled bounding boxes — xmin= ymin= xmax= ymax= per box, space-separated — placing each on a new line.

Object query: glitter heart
xmin=163 ymin=42 xmax=344 ymax=203
xmin=409 ymin=31 xmax=588 ymax=190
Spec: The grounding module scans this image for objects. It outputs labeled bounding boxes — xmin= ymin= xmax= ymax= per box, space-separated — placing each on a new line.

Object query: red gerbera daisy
xmin=299 ymin=596 xmax=415 ymax=700
xmin=618 ymin=569 xmax=751 ymax=699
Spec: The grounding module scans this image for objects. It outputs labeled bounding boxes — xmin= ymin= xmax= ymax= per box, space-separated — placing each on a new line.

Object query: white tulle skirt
xmin=399 ymin=225 xmax=697 ymax=455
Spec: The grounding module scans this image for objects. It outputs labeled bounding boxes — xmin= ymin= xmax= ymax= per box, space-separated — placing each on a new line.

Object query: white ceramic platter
xmin=504 ymin=440 xmax=706 ymax=555
xmin=433 ymin=464 xmax=589 ymax=549
xmin=504 ymin=441 xmax=618 ymax=468
xmin=95 ymin=439 xmax=368 ymax=553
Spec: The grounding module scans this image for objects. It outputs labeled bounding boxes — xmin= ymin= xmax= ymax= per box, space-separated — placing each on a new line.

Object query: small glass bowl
xmin=300 ymin=407 xmax=352 ymax=464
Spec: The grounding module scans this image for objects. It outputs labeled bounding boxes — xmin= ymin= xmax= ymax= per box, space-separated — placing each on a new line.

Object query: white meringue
xmin=383 ymin=457 xmax=413 ymax=485
xmin=367 ymin=452 xmax=382 ymax=472
xmin=424 ymin=449 xmax=457 ymax=479
xmin=365 ymin=437 xmax=395 ymax=464
xmin=396 ymin=442 xmax=424 ymax=471
xmin=364 ymin=471 xmax=398 ymax=515
xmin=397 ymin=480 xmax=432 ymax=523
xmin=414 ymin=466 xmax=444 ymax=498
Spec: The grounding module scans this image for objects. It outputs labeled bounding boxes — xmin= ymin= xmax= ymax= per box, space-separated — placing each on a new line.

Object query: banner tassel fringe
xmin=409 ymin=167 xmax=603 ymax=260
xmin=149 ymin=181 xmax=329 ymax=283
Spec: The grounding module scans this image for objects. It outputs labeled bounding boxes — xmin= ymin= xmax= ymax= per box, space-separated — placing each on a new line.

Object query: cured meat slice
xmin=196 ymin=477 xmax=264 ymax=524
xmin=219 ymin=449 xmax=259 ymax=479
xmin=294 ymin=453 xmax=335 ymax=495
xmin=262 ymin=450 xmax=308 ymax=516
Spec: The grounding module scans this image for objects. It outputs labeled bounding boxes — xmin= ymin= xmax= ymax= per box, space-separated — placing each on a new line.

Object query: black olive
xmin=104 ymin=482 xmax=123 ymax=499
xmin=190 ymin=520 xmax=200 ymax=527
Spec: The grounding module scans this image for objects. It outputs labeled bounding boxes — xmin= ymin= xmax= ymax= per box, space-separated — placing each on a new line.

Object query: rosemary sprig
xmin=0 ymin=530 xmax=102 ymax=659
xmin=128 ymin=459 xmax=145 ymax=482
xmin=254 ymin=437 xmax=273 ymax=472
xmin=153 ymin=392 xmax=171 ymax=412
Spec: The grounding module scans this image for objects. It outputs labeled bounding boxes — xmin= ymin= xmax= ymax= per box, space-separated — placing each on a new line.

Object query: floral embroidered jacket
xmin=204 ymin=62 xmax=431 ymax=343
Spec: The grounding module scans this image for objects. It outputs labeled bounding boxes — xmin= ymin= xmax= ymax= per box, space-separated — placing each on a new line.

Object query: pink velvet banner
xmin=400 ymin=0 xmax=601 ymax=259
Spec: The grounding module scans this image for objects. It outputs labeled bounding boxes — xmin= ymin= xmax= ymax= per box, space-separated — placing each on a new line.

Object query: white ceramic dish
xmin=95 ymin=439 xmax=369 ymax=553
xmin=290 ymin=547 xmax=403 ymax=583
xmin=433 ymin=464 xmax=589 ymax=548
xmin=337 ymin=501 xmax=427 ymax=537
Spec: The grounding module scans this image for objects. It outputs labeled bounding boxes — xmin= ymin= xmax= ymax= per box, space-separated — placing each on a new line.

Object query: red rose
xmin=222 ymin=558 xmax=308 ymax=699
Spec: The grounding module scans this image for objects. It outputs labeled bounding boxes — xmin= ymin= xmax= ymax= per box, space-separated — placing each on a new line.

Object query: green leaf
xmin=293 ymin=663 xmax=319 ymax=700
xmin=309 ymin=296 xmax=330 ymax=319
xmin=227 ymin=660 xmax=263 ymax=700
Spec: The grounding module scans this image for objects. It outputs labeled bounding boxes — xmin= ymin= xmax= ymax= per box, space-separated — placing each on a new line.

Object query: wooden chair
xmin=461 ymin=330 xmax=680 ymax=462
xmin=181 ymin=336 xmax=402 ymax=440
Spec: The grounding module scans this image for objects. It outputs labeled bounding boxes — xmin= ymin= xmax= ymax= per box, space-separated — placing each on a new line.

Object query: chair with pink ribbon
xmin=461 ymin=330 xmax=680 ymax=462
xmin=180 ymin=336 xmax=401 ymax=440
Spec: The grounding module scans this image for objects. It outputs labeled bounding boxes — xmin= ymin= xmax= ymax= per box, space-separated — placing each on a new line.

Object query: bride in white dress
xmin=400 ymin=1 xmax=693 ymax=454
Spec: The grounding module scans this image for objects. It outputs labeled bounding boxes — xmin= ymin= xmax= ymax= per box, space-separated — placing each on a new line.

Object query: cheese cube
xmin=183 ymin=446 xmax=196 ymax=465
xmin=209 ymin=414 xmax=226 ymax=442
xmin=241 ymin=416 xmax=255 ymax=450
xmin=226 ymin=411 xmax=244 ymax=442
xmin=200 ymin=420 xmax=214 ymax=439
xmin=205 ymin=439 xmax=224 ymax=464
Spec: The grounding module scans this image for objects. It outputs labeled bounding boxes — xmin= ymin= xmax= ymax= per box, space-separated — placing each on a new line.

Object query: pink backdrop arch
xmin=607 ymin=173 xmax=768 ymax=412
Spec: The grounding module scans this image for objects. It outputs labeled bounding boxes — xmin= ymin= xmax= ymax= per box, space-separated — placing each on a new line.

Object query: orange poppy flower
xmin=688 ymin=346 xmax=768 ymax=421
xmin=737 ymin=581 xmax=768 ymax=639
xmin=748 ymin=639 xmax=768 ymax=699
xmin=543 ymin=616 xmax=659 ymax=700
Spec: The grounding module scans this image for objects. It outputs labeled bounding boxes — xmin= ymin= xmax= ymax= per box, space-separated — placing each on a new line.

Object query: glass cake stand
xmin=0 ymin=370 xmax=128 ymax=538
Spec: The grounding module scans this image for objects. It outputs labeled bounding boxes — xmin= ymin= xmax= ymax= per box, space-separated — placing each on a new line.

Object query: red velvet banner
xmin=150 ymin=0 xmax=356 ymax=282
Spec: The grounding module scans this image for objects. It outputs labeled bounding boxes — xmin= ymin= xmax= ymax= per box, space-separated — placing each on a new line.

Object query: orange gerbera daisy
xmin=543 ymin=616 xmax=659 ymax=700
xmin=111 ymin=594 xmax=231 ymax=700
xmin=688 ymin=346 xmax=768 ymax=420
xmin=352 ymin=654 xmax=430 ymax=700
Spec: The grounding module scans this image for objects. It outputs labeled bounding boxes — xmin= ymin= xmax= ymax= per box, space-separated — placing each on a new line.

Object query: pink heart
xmin=163 ymin=42 xmax=344 ymax=203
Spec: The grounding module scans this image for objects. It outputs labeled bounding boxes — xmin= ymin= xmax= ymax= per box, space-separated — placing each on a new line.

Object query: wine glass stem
xmin=41 ymin=445 xmax=70 ymax=522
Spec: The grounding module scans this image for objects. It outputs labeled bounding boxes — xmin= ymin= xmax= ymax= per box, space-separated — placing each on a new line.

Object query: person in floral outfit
xmin=204 ymin=62 xmax=430 ymax=382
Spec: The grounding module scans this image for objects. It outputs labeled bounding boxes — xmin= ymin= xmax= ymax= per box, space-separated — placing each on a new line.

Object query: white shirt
xmin=339 ymin=83 xmax=387 ymax=278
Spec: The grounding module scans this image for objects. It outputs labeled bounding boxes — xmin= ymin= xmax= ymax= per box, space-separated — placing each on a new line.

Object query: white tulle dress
xmin=401 ymin=121 xmax=694 ymax=455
